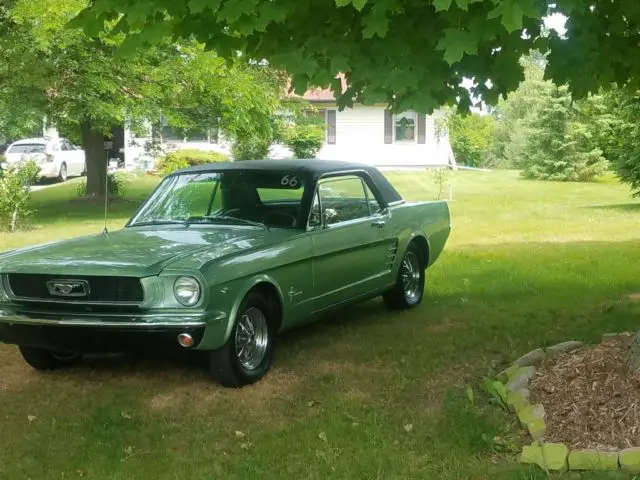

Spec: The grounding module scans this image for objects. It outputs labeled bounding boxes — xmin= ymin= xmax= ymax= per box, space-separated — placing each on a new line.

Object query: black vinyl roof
xmin=173 ymin=159 xmax=403 ymax=204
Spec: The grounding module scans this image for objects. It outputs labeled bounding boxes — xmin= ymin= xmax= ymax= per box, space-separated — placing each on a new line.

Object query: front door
xmin=60 ymin=139 xmax=84 ymax=176
xmin=311 ymin=174 xmax=395 ymax=312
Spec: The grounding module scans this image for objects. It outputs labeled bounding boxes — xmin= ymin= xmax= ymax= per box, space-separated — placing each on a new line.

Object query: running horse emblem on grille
xmin=46 ymin=279 xmax=90 ymax=297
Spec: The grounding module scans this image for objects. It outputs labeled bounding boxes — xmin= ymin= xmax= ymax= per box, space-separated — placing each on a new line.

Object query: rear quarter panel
xmin=389 ymin=200 xmax=451 ymax=269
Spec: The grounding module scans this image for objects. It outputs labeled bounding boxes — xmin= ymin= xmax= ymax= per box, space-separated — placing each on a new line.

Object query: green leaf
xmin=432 ymin=0 xmax=453 ymax=11
xmin=491 ymin=381 xmax=507 ymax=404
xmin=363 ymin=13 xmax=389 ymax=38
xmin=335 ymin=0 xmax=367 ymax=9
xmin=189 ymin=0 xmax=221 ymax=14
xmin=487 ymin=0 xmax=539 ymax=33
xmin=436 ymin=28 xmax=479 ymax=65
xmin=465 ymin=385 xmax=475 ymax=405
xmin=352 ymin=0 xmax=367 ymax=11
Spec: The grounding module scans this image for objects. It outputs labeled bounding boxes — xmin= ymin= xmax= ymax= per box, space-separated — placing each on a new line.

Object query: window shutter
xmin=417 ymin=114 xmax=426 ymax=144
xmin=327 ymin=110 xmax=336 ymax=144
xmin=384 ymin=110 xmax=393 ymax=144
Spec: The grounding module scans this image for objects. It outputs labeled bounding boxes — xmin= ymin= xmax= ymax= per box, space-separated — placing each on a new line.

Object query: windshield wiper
xmin=129 ymin=219 xmax=189 ymax=227
xmin=200 ymin=215 xmax=267 ymax=230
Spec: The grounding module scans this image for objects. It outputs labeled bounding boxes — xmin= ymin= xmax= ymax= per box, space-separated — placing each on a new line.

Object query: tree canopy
xmin=75 ymin=0 xmax=640 ymax=112
xmin=0 ymin=0 xmax=283 ymax=195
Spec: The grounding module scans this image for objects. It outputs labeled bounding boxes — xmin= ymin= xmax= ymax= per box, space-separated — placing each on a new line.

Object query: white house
xmin=122 ymin=80 xmax=456 ymax=169
xmin=272 ymin=82 xmax=456 ymax=168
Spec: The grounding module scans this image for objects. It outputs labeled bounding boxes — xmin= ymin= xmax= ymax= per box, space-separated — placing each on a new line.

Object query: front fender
xmin=196 ymin=273 xmax=285 ymax=350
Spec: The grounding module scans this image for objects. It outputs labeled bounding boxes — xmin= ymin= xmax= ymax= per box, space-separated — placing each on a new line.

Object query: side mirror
xmin=323 ymin=208 xmax=338 ymax=225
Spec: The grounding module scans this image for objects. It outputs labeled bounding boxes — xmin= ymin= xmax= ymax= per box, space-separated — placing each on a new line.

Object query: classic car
xmin=0 ymin=160 xmax=451 ymax=387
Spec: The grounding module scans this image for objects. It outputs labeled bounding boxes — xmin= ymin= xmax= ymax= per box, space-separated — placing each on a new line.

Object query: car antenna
xmin=103 ymin=156 xmax=109 ymax=234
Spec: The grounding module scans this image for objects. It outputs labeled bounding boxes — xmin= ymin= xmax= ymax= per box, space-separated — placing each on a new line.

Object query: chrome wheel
xmin=235 ymin=307 xmax=269 ymax=370
xmin=400 ymin=251 xmax=421 ymax=301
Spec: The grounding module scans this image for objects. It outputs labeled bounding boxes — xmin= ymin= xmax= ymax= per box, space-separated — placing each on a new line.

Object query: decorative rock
xmin=527 ymin=418 xmax=546 ymax=440
xmin=506 ymin=366 xmax=536 ymax=392
xmin=496 ymin=364 xmax=520 ymax=383
xmin=514 ymin=348 xmax=546 ymax=367
xmin=520 ymin=442 xmax=568 ymax=471
xmin=545 ymin=341 xmax=584 ymax=357
xmin=620 ymin=447 xmax=640 ymax=473
xmin=568 ymin=449 xmax=619 ymax=471
xmin=517 ymin=403 xmax=545 ymax=426
xmin=506 ymin=388 xmax=530 ymax=412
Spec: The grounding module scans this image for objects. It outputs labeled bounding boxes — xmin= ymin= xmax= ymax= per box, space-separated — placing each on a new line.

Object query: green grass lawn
xmin=1 ymin=170 xmax=640 ymax=479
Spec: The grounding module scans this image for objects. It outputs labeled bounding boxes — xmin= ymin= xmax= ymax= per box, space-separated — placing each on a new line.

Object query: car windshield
xmin=7 ymin=143 xmax=46 ymax=154
xmin=129 ymin=170 xmax=308 ymax=229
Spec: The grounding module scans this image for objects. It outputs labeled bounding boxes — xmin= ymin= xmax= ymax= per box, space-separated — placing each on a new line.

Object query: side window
xmin=61 ymin=140 xmax=71 ymax=151
xmin=318 ymin=176 xmax=372 ymax=225
xmin=362 ymin=181 xmax=383 ymax=215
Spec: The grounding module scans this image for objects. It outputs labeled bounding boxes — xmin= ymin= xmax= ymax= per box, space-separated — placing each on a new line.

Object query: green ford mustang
xmin=0 ymin=159 xmax=451 ymax=387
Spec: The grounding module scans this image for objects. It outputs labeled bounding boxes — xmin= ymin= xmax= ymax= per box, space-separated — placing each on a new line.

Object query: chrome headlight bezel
xmin=173 ymin=276 xmax=201 ymax=307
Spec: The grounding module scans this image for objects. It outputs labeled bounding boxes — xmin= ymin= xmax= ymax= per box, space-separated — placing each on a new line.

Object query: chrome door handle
xmin=371 ymin=220 xmax=386 ymax=228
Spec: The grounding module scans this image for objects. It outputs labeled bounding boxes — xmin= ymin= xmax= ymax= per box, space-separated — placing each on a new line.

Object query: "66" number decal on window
xmin=280 ymin=175 xmax=299 ymax=187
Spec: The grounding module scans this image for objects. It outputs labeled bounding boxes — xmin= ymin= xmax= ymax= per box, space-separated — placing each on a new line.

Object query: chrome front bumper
xmin=0 ymin=309 xmax=227 ymax=352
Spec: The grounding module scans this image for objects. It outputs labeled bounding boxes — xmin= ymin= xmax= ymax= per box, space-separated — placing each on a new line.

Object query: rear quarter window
xmin=7 ymin=144 xmax=46 ymax=154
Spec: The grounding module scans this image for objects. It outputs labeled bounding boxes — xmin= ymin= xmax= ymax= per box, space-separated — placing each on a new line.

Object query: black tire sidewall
xmin=221 ymin=292 xmax=275 ymax=385
xmin=19 ymin=346 xmax=79 ymax=370
xmin=404 ymin=245 xmax=426 ymax=306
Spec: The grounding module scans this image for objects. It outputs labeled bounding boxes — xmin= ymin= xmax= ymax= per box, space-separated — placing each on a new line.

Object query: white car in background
xmin=2 ymin=137 xmax=85 ymax=182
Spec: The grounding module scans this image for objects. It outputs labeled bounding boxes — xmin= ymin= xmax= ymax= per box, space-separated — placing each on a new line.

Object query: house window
xmin=394 ymin=111 xmax=416 ymax=142
xmin=308 ymin=109 xmax=336 ymax=145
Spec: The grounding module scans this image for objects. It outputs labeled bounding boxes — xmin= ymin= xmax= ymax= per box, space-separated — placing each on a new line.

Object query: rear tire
xmin=207 ymin=292 xmax=276 ymax=387
xmin=383 ymin=241 xmax=426 ymax=310
xmin=19 ymin=346 xmax=81 ymax=371
xmin=58 ymin=162 xmax=68 ymax=182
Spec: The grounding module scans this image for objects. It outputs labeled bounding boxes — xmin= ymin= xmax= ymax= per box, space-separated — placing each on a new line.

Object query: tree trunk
xmin=80 ymin=119 xmax=107 ymax=198
xmin=625 ymin=329 xmax=640 ymax=374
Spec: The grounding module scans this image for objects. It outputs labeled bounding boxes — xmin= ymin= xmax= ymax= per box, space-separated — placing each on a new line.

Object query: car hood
xmin=0 ymin=226 xmax=267 ymax=277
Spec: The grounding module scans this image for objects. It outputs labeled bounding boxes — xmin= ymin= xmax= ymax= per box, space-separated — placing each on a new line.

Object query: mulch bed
xmin=529 ymin=334 xmax=640 ymax=450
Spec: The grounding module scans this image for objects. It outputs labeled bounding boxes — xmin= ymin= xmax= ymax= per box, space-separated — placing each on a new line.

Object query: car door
xmin=60 ymin=139 xmax=82 ymax=176
xmin=310 ymin=174 xmax=396 ymax=312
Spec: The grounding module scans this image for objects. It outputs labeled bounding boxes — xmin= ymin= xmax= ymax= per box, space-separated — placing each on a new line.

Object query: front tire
xmin=383 ymin=242 xmax=426 ymax=310
xmin=19 ymin=346 xmax=81 ymax=371
xmin=207 ymin=292 xmax=276 ymax=387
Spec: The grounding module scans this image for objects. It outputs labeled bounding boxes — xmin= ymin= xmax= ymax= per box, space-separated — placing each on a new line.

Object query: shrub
xmin=156 ymin=149 xmax=229 ymax=176
xmin=0 ymin=159 xmax=40 ymax=231
xmin=231 ymin=137 xmax=272 ymax=161
xmin=77 ymin=172 xmax=130 ymax=199
xmin=284 ymin=123 xmax=325 ymax=159
xmin=447 ymin=112 xmax=497 ymax=168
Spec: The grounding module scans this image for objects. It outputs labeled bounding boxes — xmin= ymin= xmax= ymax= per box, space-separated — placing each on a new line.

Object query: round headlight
xmin=173 ymin=276 xmax=201 ymax=306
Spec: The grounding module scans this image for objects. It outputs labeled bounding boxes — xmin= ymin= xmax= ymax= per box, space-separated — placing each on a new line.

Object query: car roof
xmin=172 ymin=159 xmax=403 ymax=204
xmin=176 ymin=159 xmax=375 ymax=176
xmin=10 ymin=138 xmax=48 ymax=145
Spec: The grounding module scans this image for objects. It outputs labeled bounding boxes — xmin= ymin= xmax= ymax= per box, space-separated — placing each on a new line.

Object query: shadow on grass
xmin=30 ymin=180 xmax=155 ymax=226
xmin=586 ymin=202 xmax=640 ymax=212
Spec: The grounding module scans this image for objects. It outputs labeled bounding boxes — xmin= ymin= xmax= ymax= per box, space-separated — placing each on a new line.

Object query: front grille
xmin=6 ymin=274 xmax=144 ymax=304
